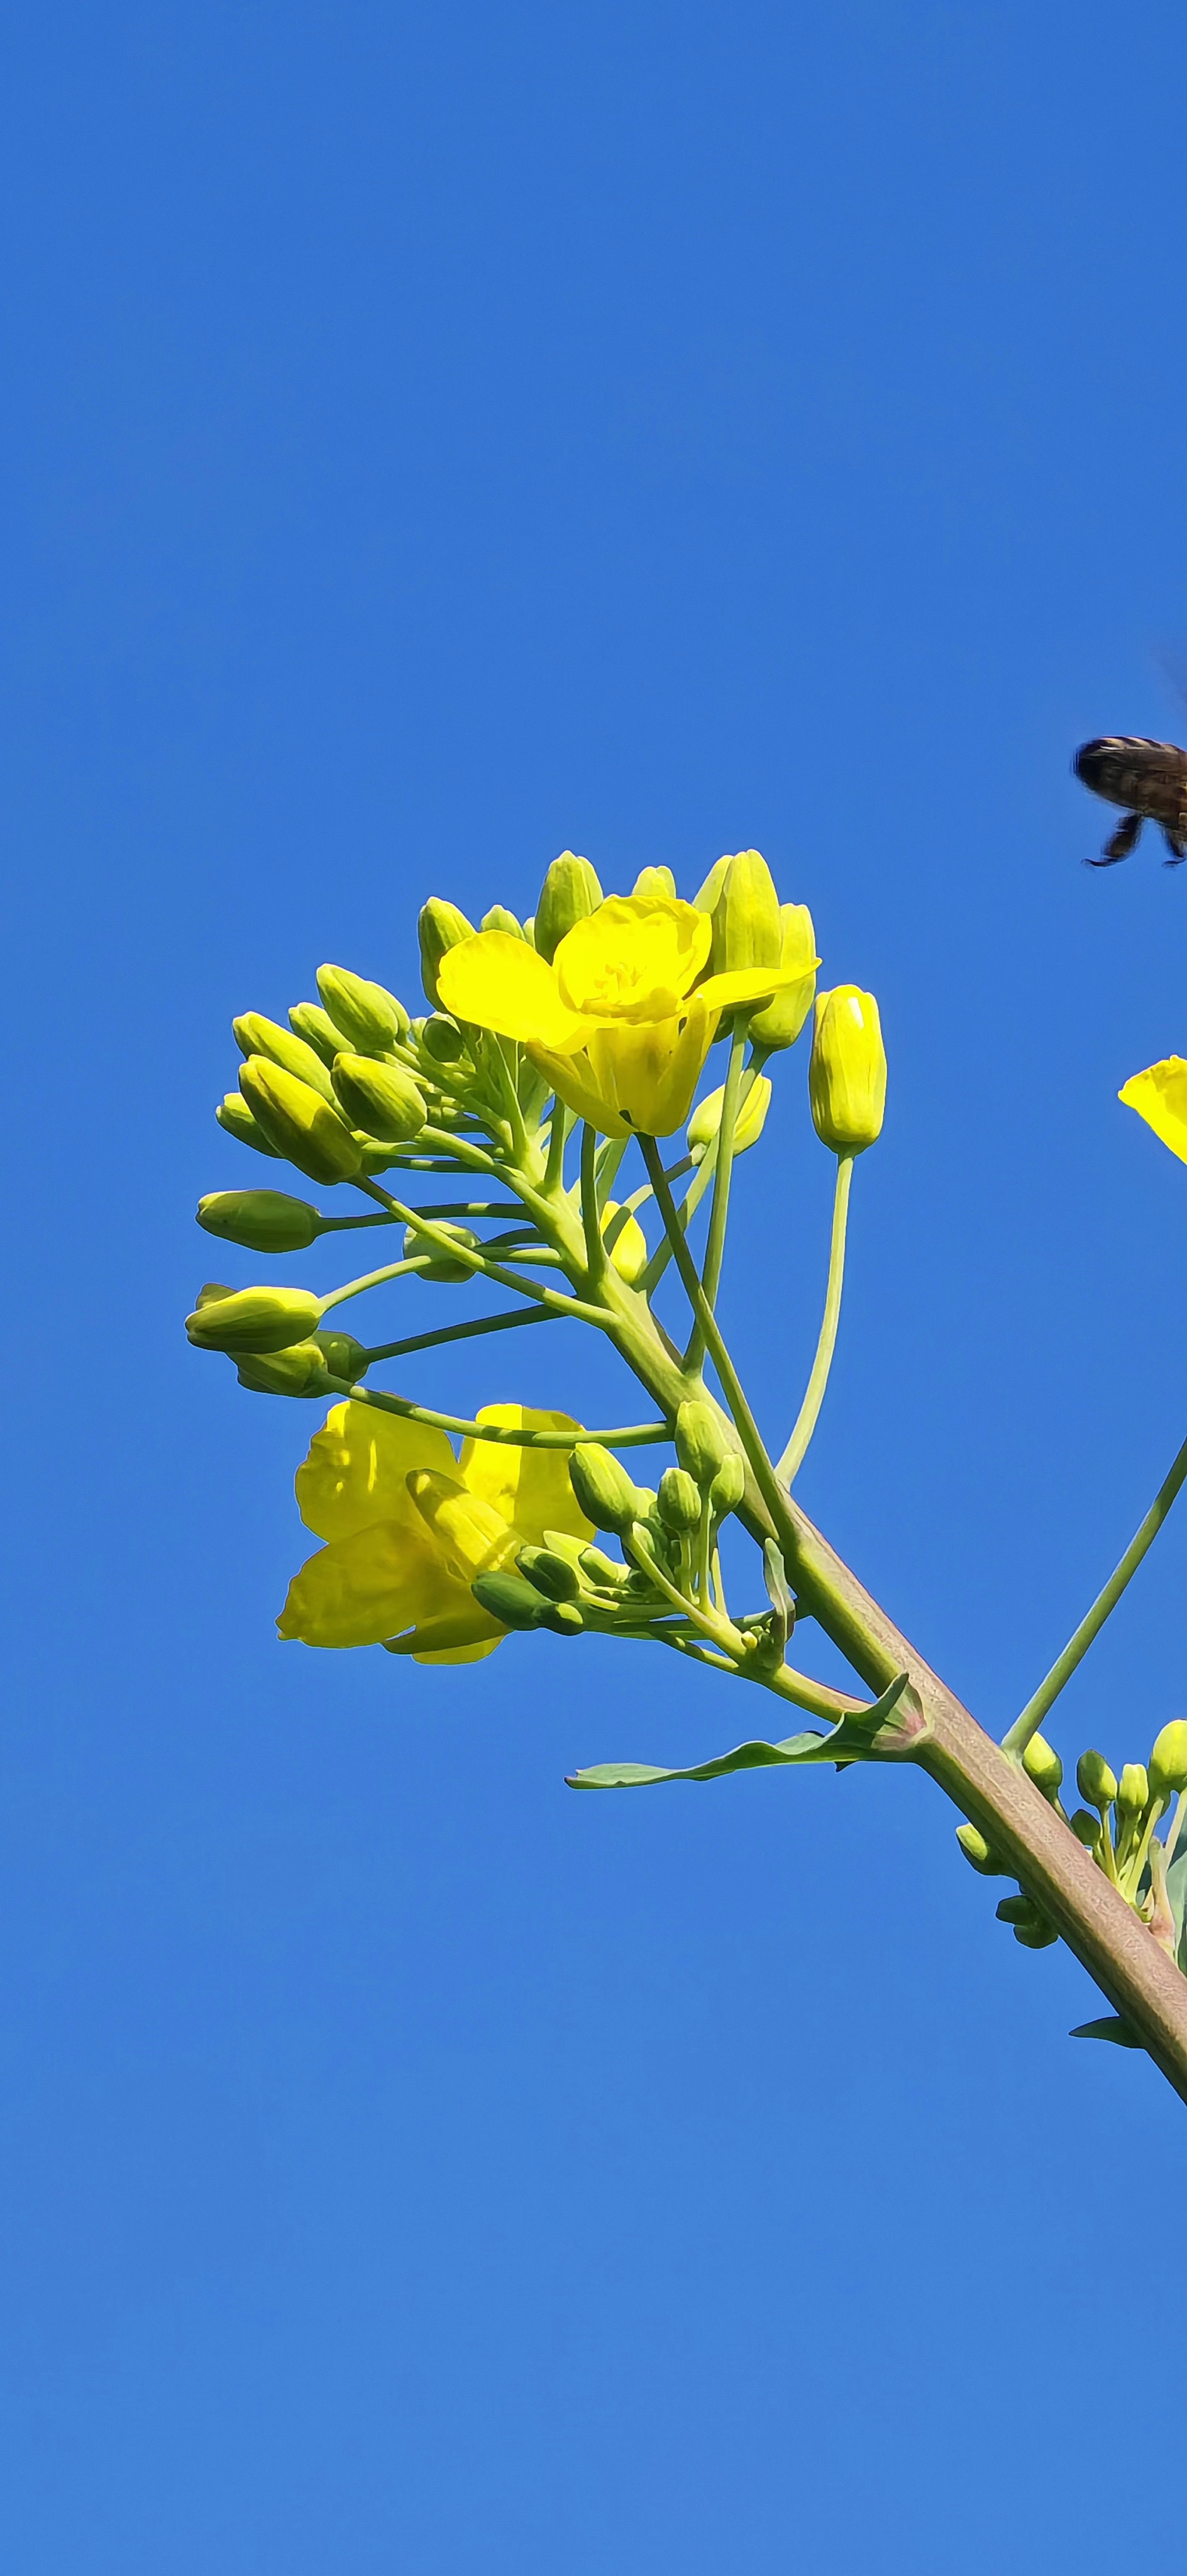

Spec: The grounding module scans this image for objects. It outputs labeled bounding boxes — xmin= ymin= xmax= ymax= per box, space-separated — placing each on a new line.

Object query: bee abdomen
xmin=1075 ymin=735 xmax=1187 ymax=818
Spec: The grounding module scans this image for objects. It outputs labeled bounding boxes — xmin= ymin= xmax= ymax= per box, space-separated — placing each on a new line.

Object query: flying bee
xmin=1074 ymin=735 xmax=1187 ymax=866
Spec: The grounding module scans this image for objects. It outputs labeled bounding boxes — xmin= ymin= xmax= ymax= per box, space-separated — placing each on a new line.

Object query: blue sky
xmin=5 ymin=3 xmax=1187 ymax=2567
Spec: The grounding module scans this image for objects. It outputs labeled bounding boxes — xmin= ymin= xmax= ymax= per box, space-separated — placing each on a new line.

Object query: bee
xmin=1074 ymin=735 xmax=1187 ymax=866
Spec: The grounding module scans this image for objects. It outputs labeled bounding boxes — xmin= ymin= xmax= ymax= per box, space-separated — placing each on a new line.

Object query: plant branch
xmin=775 ymin=1151 xmax=854 ymax=1484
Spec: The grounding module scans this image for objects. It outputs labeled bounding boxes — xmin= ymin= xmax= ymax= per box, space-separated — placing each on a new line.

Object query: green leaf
xmin=1069 ymin=2016 xmax=1143 ymax=2050
xmin=566 ymin=1672 xmax=917 ymax=1789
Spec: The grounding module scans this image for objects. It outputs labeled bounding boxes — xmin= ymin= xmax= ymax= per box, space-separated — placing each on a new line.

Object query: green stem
xmin=1002 ymin=1424 xmax=1187 ymax=1757
xmin=624 ymin=1526 xmax=746 ymax=1656
xmin=361 ymin=1306 xmax=562 ymax=1365
xmin=321 ymin=1379 xmax=670 ymax=1449
xmin=687 ymin=1021 xmax=747 ymax=1372
xmin=775 ymin=1151 xmax=854 ymax=1485
xmin=580 ymin=1124 xmax=605 ymax=1284
xmin=321 ymin=1256 xmax=431 ymax=1307
xmin=353 ymin=1181 xmax=611 ymax=1325
xmin=543 ymin=1100 xmax=570 ymax=1194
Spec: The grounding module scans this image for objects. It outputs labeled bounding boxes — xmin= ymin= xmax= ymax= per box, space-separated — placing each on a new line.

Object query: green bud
xmin=401 ymin=1219 xmax=477 ymax=1282
xmin=516 ymin=1545 xmax=582 ymax=1602
xmin=195 ymin=1280 xmax=234 ymax=1305
xmin=996 ymin=1893 xmax=1041 ymax=1927
xmin=1149 ymin=1720 xmax=1187 ymax=1796
xmin=1022 ymin=1733 xmax=1064 ymax=1799
xmin=708 ymin=849 xmax=783 ymax=975
xmin=417 ymin=900 xmax=475 ymax=1007
xmin=568 ymin=1442 xmax=641 ymax=1535
xmin=235 ymin=1339 xmax=334 ymax=1397
xmin=313 ymin=1329 xmax=368 ymax=1380
xmin=216 ymin=1091 xmax=282 ymax=1158
xmin=239 ymin=1057 xmax=362 ymax=1185
xmin=1076 ymin=1749 xmax=1117 ymax=1810
xmin=331 ymin=1053 xmax=427 ymax=1143
xmin=709 ymin=1453 xmax=746 ymax=1518
xmin=687 ymin=1074 xmax=772 ymax=1162
xmin=1069 ymin=1809 xmax=1102 ymax=1848
xmin=289 ymin=1001 xmax=347 ymax=1066
xmin=197 ymin=1188 xmax=321 ymax=1253
xmin=956 ymin=1823 xmax=1007 ymax=1875
xmin=1117 ymin=1762 xmax=1149 ymax=1819
xmin=632 ymin=866 xmax=676 ymax=899
xmin=185 ymin=1284 xmax=322 ymax=1355
xmin=232 ymin=1011 xmax=337 ymax=1103
xmin=538 ymin=1599 xmax=583 ymax=1636
xmin=578 ymin=1544 xmax=626 ymax=1586
xmin=470 ymin=1570 xmax=547 ymax=1630
xmin=419 ymin=1013 xmax=466 ymax=1065
xmin=481 ymin=906 xmax=526 ymax=938
xmin=316 ymin=964 xmax=409 ymax=1053
xmin=657 ymin=1467 xmax=703 ymax=1533
xmin=1014 ymin=1919 xmax=1059 ymax=1950
xmin=533 ymin=853 xmax=603 ymax=963
xmin=749 ymin=904 xmax=819 ymax=1052
xmin=693 ymin=855 xmax=731 ymax=914
xmin=674 ymin=1399 xmax=729 ymax=1488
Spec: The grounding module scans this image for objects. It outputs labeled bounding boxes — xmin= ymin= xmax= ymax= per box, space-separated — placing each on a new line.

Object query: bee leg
xmin=1087 ymin=811 xmax=1144 ymax=865
xmin=1163 ymin=829 xmax=1187 ymax=865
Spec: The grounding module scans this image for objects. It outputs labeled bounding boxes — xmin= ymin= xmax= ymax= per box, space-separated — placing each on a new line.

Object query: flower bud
xmin=1076 ymin=1749 xmax=1117 ymax=1810
xmin=1013 ymin=1918 xmax=1059 ymax=1950
xmin=657 ymin=1467 xmax=702 ymax=1533
xmin=197 ymin=1188 xmax=321 ymax=1253
xmin=568 ymin=1442 xmax=641 ymax=1535
xmin=400 ymin=1219 xmax=477 ymax=1282
xmin=748 ymin=904 xmax=819 ymax=1053
xmin=1022 ymin=1733 xmax=1064 ymax=1800
xmin=538 ymin=1599 xmax=584 ymax=1636
xmin=419 ymin=1013 xmax=467 ymax=1065
xmin=1116 ymin=1762 xmax=1149 ymax=1819
xmin=216 ymin=1092 xmax=282 ymax=1158
xmin=632 ymin=866 xmax=676 ymax=899
xmin=709 ymin=1453 xmax=746 ymax=1518
xmin=674 ymin=1399 xmax=729 ymax=1488
xmin=578 ymin=1544 xmax=626 ymax=1587
xmin=533 ymin=854 xmax=603 ymax=963
xmin=688 ymin=1074 xmax=772 ymax=1162
xmin=956 ymin=1823 xmax=1006 ymax=1875
xmin=1069 ymin=1809 xmax=1102 ymax=1848
xmin=471 ymin=1570 xmax=548 ymax=1630
xmin=709 ymin=849 xmax=783 ymax=974
xmin=289 ymin=1001 xmax=346 ymax=1065
xmin=418 ymin=901 xmax=475 ymax=1006
xmin=232 ymin=1011 xmax=337 ymax=1103
xmin=516 ymin=1545 xmax=582 ymax=1601
xmin=809 ymin=987 xmax=887 ymax=1155
xmin=1149 ymin=1720 xmax=1187 ymax=1796
xmin=481 ymin=906 xmax=526 ymax=938
xmin=331 ymin=1053 xmax=427 ymax=1143
xmin=996 ymin=1892 xmax=1041 ymax=1927
xmin=316 ymin=964 xmax=409 ymax=1053
xmin=185 ymin=1284 xmax=322 ymax=1355
xmin=239 ymin=1058 xmax=362 ymax=1185
xmin=693 ymin=855 xmax=731 ymax=914
xmin=600 ymin=1202 xmax=648 ymax=1285
xmin=234 ymin=1328 xmax=366 ymax=1397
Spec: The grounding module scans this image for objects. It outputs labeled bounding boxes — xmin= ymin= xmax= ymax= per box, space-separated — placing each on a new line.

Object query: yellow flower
xmin=277 ymin=1398 xmax=593 ymax=1662
xmin=1119 ymin=1058 xmax=1187 ymax=1165
xmin=808 ymin=986 xmax=886 ymax=1154
xmin=436 ymin=893 xmax=815 ymax=1136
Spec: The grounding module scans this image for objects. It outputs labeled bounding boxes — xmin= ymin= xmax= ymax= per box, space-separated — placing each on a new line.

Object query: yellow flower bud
xmin=569 ymin=1443 xmax=641 ymax=1535
xmin=1076 ymin=1750 xmax=1117 ymax=1810
xmin=481 ymin=906 xmax=527 ymax=938
xmin=1150 ymin=1721 xmax=1187 ymax=1796
xmin=748 ymin=904 xmax=819 ymax=1053
xmin=632 ymin=867 xmax=676 ymax=899
xmin=693 ymin=855 xmax=731 ymax=914
xmin=289 ymin=1001 xmax=346 ymax=1065
xmin=402 ymin=1220 xmax=477 ymax=1282
xmin=330 ymin=1053 xmax=427 ymax=1143
xmin=809 ymin=987 xmax=886 ymax=1154
xmin=600 ymin=1201 xmax=649 ymax=1285
xmin=955 ymin=1823 xmax=1007 ymax=1874
xmin=316 ymin=964 xmax=409 ymax=1053
xmin=216 ymin=1092 xmax=282 ymax=1158
xmin=687 ymin=1074 xmax=772 ymax=1161
xmin=418 ymin=900 xmax=475 ymax=1007
xmin=1116 ymin=1762 xmax=1149 ymax=1818
xmin=708 ymin=849 xmax=783 ymax=974
xmin=238 ymin=1057 xmax=362 ymax=1185
xmin=197 ymin=1189 xmax=321 ymax=1253
xmin=674 ymin=1399 xmax=729 ymax=1488
xmin=533 ymin=853 xmax=604 ymax=963
xmin=232 ymin=1011 xmax=337 ymax=1103
xmin=1022 ymin=1733 xmax=1064 ymax=1801
xmin=185 ymin=1284 xmax=323 ymax=1355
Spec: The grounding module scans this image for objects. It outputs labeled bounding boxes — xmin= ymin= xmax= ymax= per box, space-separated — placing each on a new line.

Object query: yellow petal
xmin=555 ymin=896 xmax=712 ymax=1023
xmin=277 ymin=1517 xmax=465 ymax=1647
xmin=436 ymin=931 xmax=584 ymax=1048
xmin=526 ymin=1043 xmax=633 ymax=1137
xmin=460 ymin=1405 xmax=595 ymax=1545
xmin=696 ymin=959 xmax=820 ymax=1011
xmin=1120 ymin=1058 xmax=1187 ymax=1165
xmin=407 ymin=1468 xmax=520 ymax=1577
xmin=585 ymin=994 xmax=719 ymax=1136
xmin=383 ymin=1607 xmax=505 ymax=1663
xmin=294 ymin=1400 xmax=457 ymax=1542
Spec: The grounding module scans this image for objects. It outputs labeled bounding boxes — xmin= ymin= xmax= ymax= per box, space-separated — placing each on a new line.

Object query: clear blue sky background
xmin=4 ymin=4 xmax=1187 ymax=2568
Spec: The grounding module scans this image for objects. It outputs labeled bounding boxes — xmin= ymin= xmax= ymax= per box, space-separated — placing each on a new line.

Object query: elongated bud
xmin=674 ymin=1399 xmax=729 ymax=1488
xmin=1014 ymin=1918 xmax=1059 ymax=1950
xmin=185 ymin=1284 xmax=322 ymax=1355
xmin=232 ymin=1011 xmax=337 ymax=1103
xmin=1076 ymin=1749 xmax=1117 ymax=1809
xmin=688 ymin=1074 xmax=772 ymax=1161
xmin=600 ymin=1202 xmax=648 ymax=1286
xmin=709 ymin=849 xmax=783 ymax=974
xmin=1149 ymin=1720 xmax=1187 ymax=1796
xmin=632 ymin=866 xmax=676 ymax=898
xmin=216 ymin=1092 xmax=282 ymax=1157
xmin=417 ymin=900 xmax=475 ymax=1006
xmin=234 ymin=1325 xmax=366 ymax=1398
xmin=316 ymin=964 xmax=409 ymax=1053
xmin=331 ymin=1053 xmax=427 ymax=1143
xmin=996 ymin=1892 xmax=1042 ymax=1928
xmin=956 ymin=1823 xmax=1007 ymax=1875
xmin=239 ymin=1057 xmax=361 ymax=1185
xmin=1069 ymin=1809 xmax=1102 ymax=1848
xmin=749 ymin=904 xmax=819 ymax=1052
xmin=657 ymin=1467 xmax=702 ymax=1533
xmin=809 ymin=988 xmax=886 ymax=1154
xmin=693 ymin=855 xmax=731 ymax=914
xmin=197 ymin=1188 xmax=321 ymax=1252
xmin=1117 ymin=1762 xmax=1149 ymax=1819
xmin=533 ymin=853 xmax=603 ymax=963
xmin=516 ymin=1545 xmax=581 ymax=1601
xmin=1022 ymin=1733 xmax=1064 ymax=1800
xmin=568 ymin=1442 xmax=640 ymax=1535
xmin=481 ymin=905 xmax=526 ymax=938
xmin=419 ymin=1013 xmax=466 ymax=1065
xmin=400 ymin=1219 xmax=477 ymax=1282
xmin=578 ymin=1544 xmax=627 ymax=1586
xmin=471 ymin=1570 xmax=548 ymax=1629
xmin=289 ymin=1001 xmax=347 ymax=1065
xmin=709 ymin=1453 xmax=746 ymax=1518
